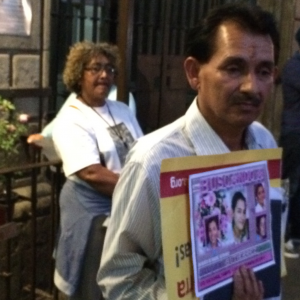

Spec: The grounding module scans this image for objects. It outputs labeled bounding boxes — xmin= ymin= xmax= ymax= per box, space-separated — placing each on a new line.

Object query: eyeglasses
xmin=84 ymin=63 xmax=117 ymax=76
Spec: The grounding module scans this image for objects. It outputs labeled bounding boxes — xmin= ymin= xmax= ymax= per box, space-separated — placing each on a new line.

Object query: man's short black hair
xmin=184 ymin=3 xmax=280 ymax=64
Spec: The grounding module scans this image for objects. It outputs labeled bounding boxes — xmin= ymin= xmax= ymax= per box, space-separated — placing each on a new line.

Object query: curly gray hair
xmin=63 ymin=41 xmax=120 ymax=94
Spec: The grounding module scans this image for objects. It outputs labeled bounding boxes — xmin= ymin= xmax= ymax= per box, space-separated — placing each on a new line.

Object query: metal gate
xmin=49 ymin=0 xmax=118 ymax=115
xmin=132 ymin=0 xmax=257 ymax=132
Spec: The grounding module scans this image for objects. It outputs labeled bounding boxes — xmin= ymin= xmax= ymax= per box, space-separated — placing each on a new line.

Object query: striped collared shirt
xmin=98 ymin=99 xmax=278 ymax=300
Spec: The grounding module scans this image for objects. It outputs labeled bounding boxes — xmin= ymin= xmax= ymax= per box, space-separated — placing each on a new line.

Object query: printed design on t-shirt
xmin=106 ymin=123 xmax=134 ymax=166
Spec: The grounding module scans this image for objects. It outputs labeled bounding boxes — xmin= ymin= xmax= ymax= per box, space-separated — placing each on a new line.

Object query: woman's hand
xmin=27 ymin=133 xmax=44 ymax=143
xmin=232 ymin=266 xmax=264 ymax=300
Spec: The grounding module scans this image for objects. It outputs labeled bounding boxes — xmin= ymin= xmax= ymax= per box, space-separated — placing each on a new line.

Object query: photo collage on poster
xmin=189 ymin=161 xmax=275 ymax=297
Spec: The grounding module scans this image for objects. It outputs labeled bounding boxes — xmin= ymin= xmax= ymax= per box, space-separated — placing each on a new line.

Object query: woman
xmin=231 ymin=191 xmax=248 ymax=243
xmin=256 ymin=215 xmax=267 ymax=241
xmin=52 ymin=41 xmax=143 ymax=300
xmin=206 ymin=215 xmax=221 ymax=249
xmin=254 ymin=183 xmax=266 ymax=212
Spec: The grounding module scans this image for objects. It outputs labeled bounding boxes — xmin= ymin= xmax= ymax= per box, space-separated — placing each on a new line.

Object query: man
xmin=98 ymin=3 xmax=280 ymax=300
xmin=280 ymin=27 xmax=300 ymax=259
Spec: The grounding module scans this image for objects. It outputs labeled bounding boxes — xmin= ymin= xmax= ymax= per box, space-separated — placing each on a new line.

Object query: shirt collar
xmin=184 ymin=98 xmax=261 ymax=155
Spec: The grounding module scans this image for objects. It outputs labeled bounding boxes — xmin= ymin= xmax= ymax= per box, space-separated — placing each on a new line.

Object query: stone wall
xmin=0 ymin=1 xmax=54 ymax=299
xmin=0 ymin=0 xmax=51 ymax=122
xmin=257 ymin=0 xmax=298 ymax=141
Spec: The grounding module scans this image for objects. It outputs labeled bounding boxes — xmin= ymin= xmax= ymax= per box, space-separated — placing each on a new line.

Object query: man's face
xmin=196 ymin=21 xmax=276 ymax=131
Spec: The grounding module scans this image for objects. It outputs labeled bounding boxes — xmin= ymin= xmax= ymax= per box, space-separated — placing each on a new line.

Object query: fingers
xmin=240 ymin=266 xmax=264 ymax=297
xmin=232 ymin=266 xmax=264 ymax=300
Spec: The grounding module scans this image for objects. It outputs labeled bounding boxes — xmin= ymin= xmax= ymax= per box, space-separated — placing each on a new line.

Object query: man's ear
xmin=273 ymin=66 xmax=280 ymax=85
xmin=184 ymin=57 xmax=200 ymax=90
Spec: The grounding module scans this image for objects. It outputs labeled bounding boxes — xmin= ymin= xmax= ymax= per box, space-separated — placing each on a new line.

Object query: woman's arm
xmin=76 ymin=163 xmax=119 ymax=196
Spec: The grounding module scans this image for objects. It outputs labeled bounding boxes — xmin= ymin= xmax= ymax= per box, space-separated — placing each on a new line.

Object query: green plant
xmin=0 ymin=96 xmax=28 ymax=162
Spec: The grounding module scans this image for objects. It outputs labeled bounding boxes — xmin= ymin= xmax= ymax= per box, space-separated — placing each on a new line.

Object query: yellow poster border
xmin=160 ymin=148 xmax=282 ymax=300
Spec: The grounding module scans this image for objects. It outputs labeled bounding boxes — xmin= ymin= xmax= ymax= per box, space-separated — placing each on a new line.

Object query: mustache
xmin=96 ymin=81 xmax=109 ymax=85
xmin=231 ymin=93 xmax=262 ymax=107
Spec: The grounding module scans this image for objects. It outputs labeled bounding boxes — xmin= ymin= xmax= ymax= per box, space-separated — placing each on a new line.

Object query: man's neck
xmin=197 ymin=102 xmax=247 ymax=151
xmin=211 ymin=121 xmax=247 ymax=151
xmin=221 ymin=132 xmax=246 ymax=151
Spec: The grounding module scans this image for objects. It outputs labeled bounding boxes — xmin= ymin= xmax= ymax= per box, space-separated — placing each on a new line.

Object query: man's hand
xmin=232 ymin=266 xmax=264 ymax=300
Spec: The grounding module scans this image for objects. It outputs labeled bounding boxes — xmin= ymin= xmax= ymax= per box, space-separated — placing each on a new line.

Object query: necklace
xmin=80 ymin=97 xmax=128 ymax=149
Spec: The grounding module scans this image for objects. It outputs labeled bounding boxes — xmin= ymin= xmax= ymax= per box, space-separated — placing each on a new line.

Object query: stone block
xmin=0 ymin=54 xmax=10 ymax=88
xmin=12 ymin=55 xmax=40 ymax=88
xmin=13 ymin=96 xmax=48 ymax=117
xmin=13 ymin=200 xmax=31 ymax=221
xmin=13 ymin=182 xmax=52 ymax=200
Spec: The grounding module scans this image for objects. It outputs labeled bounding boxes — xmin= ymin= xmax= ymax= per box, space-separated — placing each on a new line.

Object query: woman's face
xmin=256 ymin=185 xmax=265 ymax=206
xmin=259 ymin=216 xmax=266 ymax=237
xmin=233 ymin=199 xmax=246 ymax=231
xmin=80 ymin=54 xmax=115 ymax=106
xmin=208 ymin=220 xmax=219 ymax=247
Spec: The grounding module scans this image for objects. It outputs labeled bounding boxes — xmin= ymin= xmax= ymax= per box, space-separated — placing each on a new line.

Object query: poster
xmin=189 ymin=161 xmax=274 ymax=297
xmin=0 ymin=0 xmax=32 ymax=36
xmin=159 ymin=148 xmax=282 ymax=300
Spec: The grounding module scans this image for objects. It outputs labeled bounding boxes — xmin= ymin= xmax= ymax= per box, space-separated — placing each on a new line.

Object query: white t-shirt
xmin=52 ymin=97 xmax=143 ymax=183
xmin=42 ymin=86 xmax=136 ymax=138
xmin=255 ymin=202 xmax=266 ymax=213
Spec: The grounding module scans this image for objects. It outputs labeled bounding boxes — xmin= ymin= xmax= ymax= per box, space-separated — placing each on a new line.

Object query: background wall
xmin=258 ymin=0 xmax=297 ymax=141
xmin=0 ymin=0 xmax=51 ymax=134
